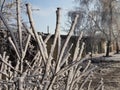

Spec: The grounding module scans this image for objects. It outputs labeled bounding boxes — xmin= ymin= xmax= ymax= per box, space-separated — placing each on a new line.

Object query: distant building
xmin=42 ymin=33 xmax=116 ymax=57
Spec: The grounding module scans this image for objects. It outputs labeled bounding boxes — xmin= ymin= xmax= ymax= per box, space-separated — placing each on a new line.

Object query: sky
xmin=25 ymin=0 xmax=75 ymax=34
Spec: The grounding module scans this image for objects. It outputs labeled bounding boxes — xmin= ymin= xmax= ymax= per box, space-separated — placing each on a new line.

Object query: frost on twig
xmin=0 ymin=3 xmax=100 ymax=90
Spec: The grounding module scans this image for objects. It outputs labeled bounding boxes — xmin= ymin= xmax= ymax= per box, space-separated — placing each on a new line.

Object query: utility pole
xmin=47 ymin=25 xmax=49 ymax=34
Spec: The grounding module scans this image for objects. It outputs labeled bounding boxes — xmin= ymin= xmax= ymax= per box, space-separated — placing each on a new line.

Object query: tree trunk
xmin=116 ymin=41 xmax=119 ymax=54
xmin=106 ymin=40 xmax=111 ymax=57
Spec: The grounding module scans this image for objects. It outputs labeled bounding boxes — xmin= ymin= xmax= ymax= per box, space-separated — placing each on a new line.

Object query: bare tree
xmin=68 ymin=0 xmax=120 ymax=56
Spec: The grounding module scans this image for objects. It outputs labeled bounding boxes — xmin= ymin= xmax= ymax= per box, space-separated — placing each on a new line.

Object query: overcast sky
xmin=25 ymin=0 xmax=75 ymax=34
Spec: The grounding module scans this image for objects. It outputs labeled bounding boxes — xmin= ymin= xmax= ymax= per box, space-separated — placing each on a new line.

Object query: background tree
xmin=67 ymin=0 xmax=120 ymax=56
xmin=67 ymin=0 xmax=102 ymax=56
xmin=111 ymin=0 xmax=120 ymax=53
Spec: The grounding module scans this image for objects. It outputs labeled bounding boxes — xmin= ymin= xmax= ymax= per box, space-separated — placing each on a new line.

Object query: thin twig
xmin=16 ymin=0 xmax=23 ymax=55
xmin=56 ymin=14 xmax=79 ymax=73
xmin=26 ymin=3 xmax=47 ymax=64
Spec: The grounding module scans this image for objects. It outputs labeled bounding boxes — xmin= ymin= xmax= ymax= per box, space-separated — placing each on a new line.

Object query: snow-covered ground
xmin=91 ymin=52 xmax=120 ymax=62
xmin=90 ymin=52 xmax=120 ymax=90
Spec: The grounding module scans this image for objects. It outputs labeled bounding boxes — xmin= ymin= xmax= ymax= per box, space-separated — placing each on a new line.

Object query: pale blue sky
xmin=25 ymin=0 xmax=75 ymax=34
